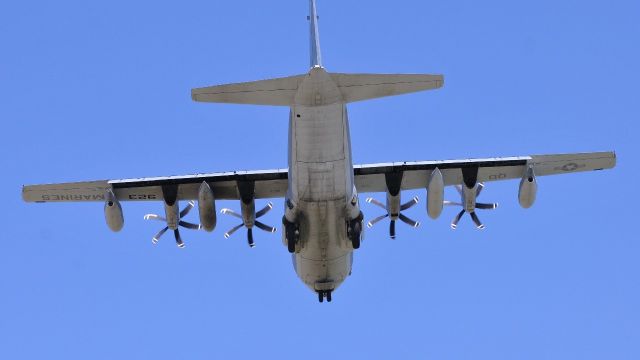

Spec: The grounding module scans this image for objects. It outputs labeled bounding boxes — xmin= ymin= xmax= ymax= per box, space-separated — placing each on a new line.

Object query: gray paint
xmin=20 ymin=0 xmax=617 ymax=300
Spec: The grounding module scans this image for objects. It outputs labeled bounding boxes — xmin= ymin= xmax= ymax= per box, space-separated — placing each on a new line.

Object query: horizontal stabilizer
xmin=330 ymin=73 xmax=444 ymax=103
xmin=191 ymin=72 xmax=444 ymax=106
xmin=191 ymin=74 xmax=306 ymax=106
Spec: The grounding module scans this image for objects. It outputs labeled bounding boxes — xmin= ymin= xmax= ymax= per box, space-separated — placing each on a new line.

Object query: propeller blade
xmin=220 ymin=208 xmax=243 ymax=219
xmin=255 ymin=220 xmax=277 ymax=233
xmin=174 ymin=229 xmax=185 ymax=248
xmin=152 ymin=226 xmax=169 ymax=244
xmin=256 ymin=202 xmax=274 ymax=218
xmin=476 ymin=202 xmax=498 ymax=210
xmin=179 ymin=221 xmax=202 ymax=230
xmin=367 ymin=214 xmax=388 ymax=228
xmin=144 ymin=214 xmax=166 ymax=221
xmin=400 ymin=196 xmax=419 ymax=211
xmin=179 ymin=201 xmax=196 ymax=218
xmin=443 ymin=200 xmax=462 ymax=207
xmin=389 ymin=220 xmax=396 ymax=239
xmin=469 ymin=212 xmax=485 ymax=229
xmin=224 ymin=223 xmax=244 ymax=239
xmin=451 ymin=210 xmax=465 ymax=229
xmin=247 ymin=228 xmax=255 ymax=248
xmin=476 ymin=183 xmax=485 ymax=197
xmin=455 ymin=185 xmax=463 ymax=196
xmin=366 ymin=197 xmax=387 ymax=210
xmin=399 ymin=213 xmax=420 ymax=228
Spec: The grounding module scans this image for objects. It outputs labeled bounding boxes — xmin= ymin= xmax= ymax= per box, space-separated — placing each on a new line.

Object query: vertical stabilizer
xmin=309 ymin=0 xmax=322 ymax=68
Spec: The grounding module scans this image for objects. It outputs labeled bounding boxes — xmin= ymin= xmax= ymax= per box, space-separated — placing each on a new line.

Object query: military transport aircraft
xmin=23 ymin=0 xmax=616 ymax=302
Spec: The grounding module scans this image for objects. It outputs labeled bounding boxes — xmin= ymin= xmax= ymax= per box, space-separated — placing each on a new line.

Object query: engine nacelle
xmin=386 ymin=192 xmax=401 ymax=219
xmin=518 ymin=166 xmax=537 ymax=209
xmin=104 ymin=189 xmax=124 ymax=232
xmin=198 ymin=181 xmax=217 ymax=232
xmin=427 ymin=168 xmax=444 ymax=219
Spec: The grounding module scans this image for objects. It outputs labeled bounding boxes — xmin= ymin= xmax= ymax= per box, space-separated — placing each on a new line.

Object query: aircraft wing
xmin=354 ymin=151 xmax=616 ymax=193
xmin=22 ymin=169 xmax=289 ymax=203
xmin=22 ymin=151 xmax=615 ymax=203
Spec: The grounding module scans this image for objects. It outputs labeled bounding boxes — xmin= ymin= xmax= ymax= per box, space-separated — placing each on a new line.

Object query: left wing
xmin=22 ymin=169 xmax=288 ymax=203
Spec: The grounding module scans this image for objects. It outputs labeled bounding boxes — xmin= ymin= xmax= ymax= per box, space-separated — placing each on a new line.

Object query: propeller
xmin=445 ymin=183 xmax=498 ymax=230
xmin=220 ymin=202 xmax=276 ymax=248
xmin=366 ymin=196 xmax=421 ymax=239
xmin=143 ymin=201 xmax=202 ymax=248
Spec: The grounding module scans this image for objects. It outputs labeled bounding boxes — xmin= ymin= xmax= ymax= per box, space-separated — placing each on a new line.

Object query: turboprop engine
xmin=518 ymin=166 xmax=537 ymax=209
xmin=104 ymin=189 xmax=124 ymax=232
xmin=444 ymin=183 xmax=498 ymax=229
xmin=143 ymin=185 xmax=202 ymax=248
xmin=366 ymin=171 xmax=420 ymax=239
xmin=198 ymin=181 xmax=217 ymax=232
xmin=219 ymin=180 xmax=276 ymax=248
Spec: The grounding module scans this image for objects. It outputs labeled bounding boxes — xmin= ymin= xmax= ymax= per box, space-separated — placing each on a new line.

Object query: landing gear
xmin=347 ymin=212 xmax=364 ymax=249
xmin=317 ymin=290 xmax=333 ymax=303
xmin=283 ymin=217 xmax=300 ymax=253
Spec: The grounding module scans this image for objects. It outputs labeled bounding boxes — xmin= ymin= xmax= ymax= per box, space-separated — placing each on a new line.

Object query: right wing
xmin=354 ymin=151 xmax=616 ymax=193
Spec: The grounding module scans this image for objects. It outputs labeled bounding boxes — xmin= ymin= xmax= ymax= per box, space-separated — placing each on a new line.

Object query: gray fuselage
xmin=285 ymin=66 xmax=360 ymax=293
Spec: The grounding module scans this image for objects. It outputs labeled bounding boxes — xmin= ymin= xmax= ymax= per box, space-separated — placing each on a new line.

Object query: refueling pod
xmin=427 ymin=168 xmax=444 ymax=219
xmin=518 ymin=165 xmax=537 ymax=209
xmin=104 ymin=189 xmax=124 ymax=232
xmin=198 ymin=181 xmax=217 ymax=232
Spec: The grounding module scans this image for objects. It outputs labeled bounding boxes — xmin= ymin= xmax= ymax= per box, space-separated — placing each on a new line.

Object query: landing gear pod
xmin=104 ymin=189 xmax=124 ymax=232
xmin=198 ymin=181 xmax=217 ymax=232
xmin=518 ymin=166 xmax=537 ymax=209
xmin=427 ymin=168 xmax=444 ymax=219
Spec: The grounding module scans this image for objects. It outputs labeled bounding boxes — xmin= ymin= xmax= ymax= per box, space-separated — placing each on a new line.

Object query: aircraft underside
xmin=21 ymin=0 xmax=616 ymax=303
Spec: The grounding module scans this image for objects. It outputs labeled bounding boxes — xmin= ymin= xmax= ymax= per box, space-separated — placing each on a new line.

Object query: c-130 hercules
xmin=23 ymin=0 xmax=616 ymax=302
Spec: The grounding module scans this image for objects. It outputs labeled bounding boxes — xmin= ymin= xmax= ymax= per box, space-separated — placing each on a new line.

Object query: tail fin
xmin=309 ymin=0 xmax=322 ymax=68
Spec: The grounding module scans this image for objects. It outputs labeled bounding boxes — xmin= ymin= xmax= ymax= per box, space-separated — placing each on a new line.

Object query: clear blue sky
xmin=1 ymin=0 xmax=638 ymax=359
